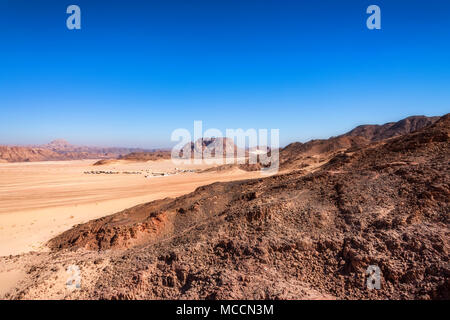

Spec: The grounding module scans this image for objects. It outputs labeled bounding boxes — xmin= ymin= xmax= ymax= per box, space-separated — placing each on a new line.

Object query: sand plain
xmin=0 ymin=159 xmax=260 ymax=257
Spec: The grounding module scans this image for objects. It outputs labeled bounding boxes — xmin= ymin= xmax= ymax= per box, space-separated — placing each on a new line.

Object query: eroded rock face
xmin=10 ymin=114 xmax=449 ymax=300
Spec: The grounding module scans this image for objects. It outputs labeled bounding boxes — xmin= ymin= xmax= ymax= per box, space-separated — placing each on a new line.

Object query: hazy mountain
xmin=0 ymin=139 xmax=151 ymax=163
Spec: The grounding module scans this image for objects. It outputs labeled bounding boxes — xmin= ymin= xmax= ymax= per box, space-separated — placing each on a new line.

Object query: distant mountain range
xmin=0 ymin=115 xmax=442 ymax=163
xmin=40 ymin=139 xmax=154 ymax=155
xmin=0 ymin=139 xmax=155 ymax=163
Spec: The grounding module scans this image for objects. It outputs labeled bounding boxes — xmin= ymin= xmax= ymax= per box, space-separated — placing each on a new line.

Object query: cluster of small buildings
xmin=84 ymin=168 xmax=198 ymax=178
xmin=144 ymin=168 xmax=197 ymax=178
xmin=83 ymin=170 xmax=141 ymax=175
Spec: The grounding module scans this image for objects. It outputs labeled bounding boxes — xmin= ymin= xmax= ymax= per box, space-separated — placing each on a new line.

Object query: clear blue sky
xmin=0 ymin=0 xmax=449 ymax=148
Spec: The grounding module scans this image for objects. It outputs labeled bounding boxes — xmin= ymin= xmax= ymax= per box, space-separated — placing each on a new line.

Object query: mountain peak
xmin=45 ymin=139 xmax=73 ymax=150
xmin=48 ymin=138 xmax=70 ymax=144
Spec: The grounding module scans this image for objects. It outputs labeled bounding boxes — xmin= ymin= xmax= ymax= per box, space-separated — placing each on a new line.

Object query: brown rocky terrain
xmin=4 ymin=114 xmax=447 ymax=300
xmin=280 ymin=115 xmax=440 ymax=170
xmin=280 ymin=136 xmax=368 ymax=170
xmin=342 ymin=115 xmax=440 ymax=141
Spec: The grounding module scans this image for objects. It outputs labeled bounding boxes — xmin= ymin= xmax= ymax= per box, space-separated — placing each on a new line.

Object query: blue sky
xmin=0 ymin=0 xmax=449 ymax=148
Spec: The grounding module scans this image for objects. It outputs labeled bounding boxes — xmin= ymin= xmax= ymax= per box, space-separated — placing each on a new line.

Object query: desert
xmin=2 ymin=1 xmax=449 ymax=310
xmin=0 ymin=158 xmax=260 ymax=257
xmin=0 ymin=114 xmax=448 ymax=300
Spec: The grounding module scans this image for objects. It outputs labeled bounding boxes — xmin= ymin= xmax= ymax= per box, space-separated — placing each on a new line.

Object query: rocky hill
xmin=280 ymin=115 xmax=440 ymax=170
xmin=176 ymin=137 xmax=244 ymax=159
xmin=342 ymin=115 xmax=440 ymax=141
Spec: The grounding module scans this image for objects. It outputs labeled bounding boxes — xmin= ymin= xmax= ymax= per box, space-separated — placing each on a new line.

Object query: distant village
xmin=83 ymin=168 xmax=197 ymax=178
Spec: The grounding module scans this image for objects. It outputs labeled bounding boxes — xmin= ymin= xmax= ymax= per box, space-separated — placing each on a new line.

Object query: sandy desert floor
xmin=0 ymin=159 xmax=260 ymax=257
